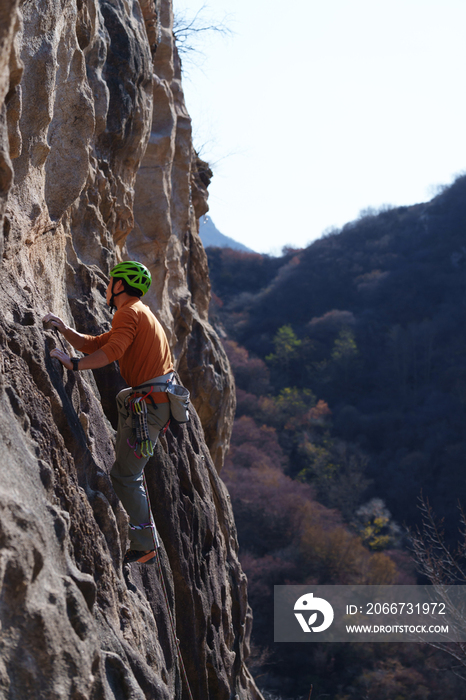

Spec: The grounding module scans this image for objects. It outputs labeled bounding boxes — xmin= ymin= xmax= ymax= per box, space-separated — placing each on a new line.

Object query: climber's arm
xmin=49 ymin=348 xmax=110 ymax=371
xmin=42 ymin=313 xmax=87 ymax=350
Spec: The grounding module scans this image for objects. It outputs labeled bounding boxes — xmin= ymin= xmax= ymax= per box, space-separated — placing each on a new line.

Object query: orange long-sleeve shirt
xmin=80 ymin=298 xmax=173 ymax=388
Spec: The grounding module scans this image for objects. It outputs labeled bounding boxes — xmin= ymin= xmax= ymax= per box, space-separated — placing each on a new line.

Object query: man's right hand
xmin=42 ymin=313 xmax=68 ymax=334
xmin=42 ymin=313 xmax=87 ymax=351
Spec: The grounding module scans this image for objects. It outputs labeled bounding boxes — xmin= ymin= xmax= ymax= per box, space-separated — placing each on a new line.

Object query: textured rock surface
xmin=130 ymin=7 xmax=235 ymax=471
xmin=0 ymin=0 xmax=256 ymax=698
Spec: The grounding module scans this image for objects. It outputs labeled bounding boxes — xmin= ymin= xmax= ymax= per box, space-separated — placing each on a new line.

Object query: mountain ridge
xmin=199 ymin=215 xmax=255 ymax=252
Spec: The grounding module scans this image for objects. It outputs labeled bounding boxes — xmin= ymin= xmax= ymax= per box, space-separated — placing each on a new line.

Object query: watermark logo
xmin=294 ymin=592 xmax=334 ymax=633
xmin=276 ymin=585 xmax=460 ymax=642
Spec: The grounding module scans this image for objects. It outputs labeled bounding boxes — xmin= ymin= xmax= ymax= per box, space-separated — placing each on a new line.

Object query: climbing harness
xmin=125 ymin=377 xmax=190 ymax=460
xmin=132 ymin=378 xmax=190 ymax=424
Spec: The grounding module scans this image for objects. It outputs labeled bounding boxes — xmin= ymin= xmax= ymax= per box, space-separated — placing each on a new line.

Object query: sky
xmin=174 ymin=0 xmax=466 ymax=255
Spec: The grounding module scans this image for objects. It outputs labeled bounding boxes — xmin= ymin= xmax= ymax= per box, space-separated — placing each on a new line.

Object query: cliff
xmin=0 ymin=0 xmax=259 ymax=698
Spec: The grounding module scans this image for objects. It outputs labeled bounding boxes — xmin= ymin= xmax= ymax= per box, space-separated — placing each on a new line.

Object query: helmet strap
xmin=109 ymin=277 xmax=125 ymax=313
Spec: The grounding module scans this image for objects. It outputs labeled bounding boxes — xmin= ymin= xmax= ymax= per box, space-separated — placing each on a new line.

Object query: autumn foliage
xmin=217 ymin=339 xmax=438 ymax=697
xmin=209 ymin=176 xmax=466 ymax=542
xmin=207 ymin=173 xmax=466 ymax=700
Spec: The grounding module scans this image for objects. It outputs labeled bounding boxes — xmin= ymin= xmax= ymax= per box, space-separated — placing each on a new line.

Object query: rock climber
xmin=43 ymin=261 xmax=174 ymax=566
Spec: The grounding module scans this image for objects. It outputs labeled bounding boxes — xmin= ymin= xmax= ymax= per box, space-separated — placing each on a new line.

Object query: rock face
xmin=129 ymin=5 xmax=235 ymax=471
xmin=0 ymin=1 xmax=257 ymax=698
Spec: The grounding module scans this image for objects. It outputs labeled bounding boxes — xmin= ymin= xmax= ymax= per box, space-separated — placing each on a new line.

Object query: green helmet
xmin=110 ymin=261 xmax=152 ymax=296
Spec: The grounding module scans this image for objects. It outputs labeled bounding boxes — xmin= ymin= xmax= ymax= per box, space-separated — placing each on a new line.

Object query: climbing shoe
xmin=123 ymin=549 xmax=156 ymax=565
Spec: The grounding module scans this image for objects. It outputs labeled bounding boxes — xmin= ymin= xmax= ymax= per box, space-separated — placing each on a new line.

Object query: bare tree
xmin=411 ymin=497 xmax=466 ymax=677
xmin=173 ymin=4 xmax=233 ymax=66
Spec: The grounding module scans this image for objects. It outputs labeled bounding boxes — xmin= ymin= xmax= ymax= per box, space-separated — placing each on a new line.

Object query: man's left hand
xmin=50 ymin=348 xmax=73 ymax=370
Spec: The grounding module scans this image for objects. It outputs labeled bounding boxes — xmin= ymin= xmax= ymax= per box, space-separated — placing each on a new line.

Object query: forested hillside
xmin=208 ymin=175 xmax=466 ymax=539
xmin=205 ymin=176 xmax=466 ymax=697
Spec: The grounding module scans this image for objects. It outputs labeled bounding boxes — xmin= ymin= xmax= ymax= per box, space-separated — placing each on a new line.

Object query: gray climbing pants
xmin=111 ymin=380 xmax=171 ymax=552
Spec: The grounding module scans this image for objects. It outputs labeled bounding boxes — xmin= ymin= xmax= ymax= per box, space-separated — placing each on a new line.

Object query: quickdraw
xmin=126 ymin=388 xmax=156 ymax=458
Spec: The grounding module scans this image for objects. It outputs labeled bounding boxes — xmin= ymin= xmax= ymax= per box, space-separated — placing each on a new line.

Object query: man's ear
xmin=113 ymin=278 xmax=124 ymax=293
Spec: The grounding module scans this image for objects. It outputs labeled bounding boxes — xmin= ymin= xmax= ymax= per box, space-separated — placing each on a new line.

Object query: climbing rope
xmin=142 ymin=469 xmax=195 ymax=700
xmin=53 ymin=327 xmax=69 ymax=353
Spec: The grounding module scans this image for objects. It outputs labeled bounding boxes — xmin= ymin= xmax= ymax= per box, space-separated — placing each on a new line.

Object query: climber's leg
xmin=111 ymin=389 xmax=170 ymax=552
